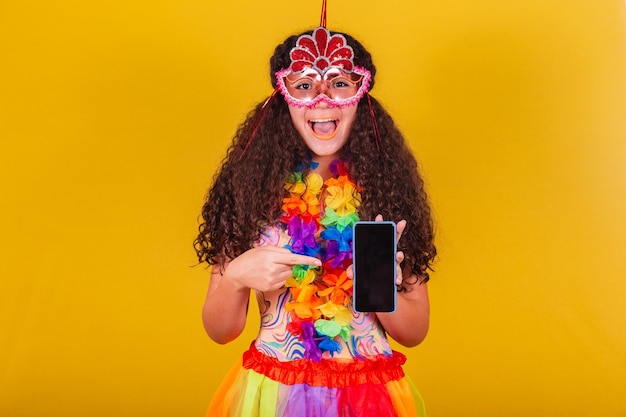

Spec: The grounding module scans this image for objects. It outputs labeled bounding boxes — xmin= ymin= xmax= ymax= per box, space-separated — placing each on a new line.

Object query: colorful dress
xmin=206 ymin=162 xmax=426 ymax=417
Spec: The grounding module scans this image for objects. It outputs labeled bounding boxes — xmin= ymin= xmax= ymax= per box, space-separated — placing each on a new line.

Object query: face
xmin=278 ymin=27 xmax=367 ymax=160
xmin=288 ymin=101 xmax=358 ymax=160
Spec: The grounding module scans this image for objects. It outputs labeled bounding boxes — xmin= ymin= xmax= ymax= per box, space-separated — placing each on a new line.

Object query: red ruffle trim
xmin=242 ymin=343 xmax=406 ymax=388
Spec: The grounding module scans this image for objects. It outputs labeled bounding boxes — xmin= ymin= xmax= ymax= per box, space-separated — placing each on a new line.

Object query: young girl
xmin=195 ymin=25 xmax=436 ymax=417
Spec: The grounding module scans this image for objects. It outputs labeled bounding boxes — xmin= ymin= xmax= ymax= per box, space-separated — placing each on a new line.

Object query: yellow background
xmin=1 ymin=0 xmax=625 ymax=416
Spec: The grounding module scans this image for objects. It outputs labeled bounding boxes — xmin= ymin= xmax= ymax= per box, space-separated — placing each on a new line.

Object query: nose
xmin=314 ymin=97 xmax=330 ymax=109
xmin=318 ymin=80 xmax=329 ymax=95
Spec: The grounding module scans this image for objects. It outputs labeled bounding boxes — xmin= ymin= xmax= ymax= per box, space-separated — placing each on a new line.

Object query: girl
xmin=195 ymin=26 xmax=436 ymax=417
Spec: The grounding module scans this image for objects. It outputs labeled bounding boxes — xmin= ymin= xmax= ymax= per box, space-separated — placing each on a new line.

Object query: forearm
xmin=201 ymin=247 xmax=321 ymax=344
xmin=377 ymin=285 xmax=430 ymax=347
xmin=202 ymin=270 xmax=251 ymax=344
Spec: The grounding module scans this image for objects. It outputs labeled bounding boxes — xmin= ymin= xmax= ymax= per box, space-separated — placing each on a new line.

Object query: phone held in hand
xmin=352 ymin=221 xmax=397 ymax=313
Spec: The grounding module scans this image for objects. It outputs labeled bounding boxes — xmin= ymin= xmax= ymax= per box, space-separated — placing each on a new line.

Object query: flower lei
xmin=281 ymin=160 xmax=360 ymax=361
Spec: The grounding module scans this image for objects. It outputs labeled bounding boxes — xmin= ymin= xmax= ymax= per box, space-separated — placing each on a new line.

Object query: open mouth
xmin=308 ymin=117 xmax=338 ymax=140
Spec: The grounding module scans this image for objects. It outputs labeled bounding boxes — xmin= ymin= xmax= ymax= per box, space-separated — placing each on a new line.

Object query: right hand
xmin=224 ymin=246 xmax=321 ymax=293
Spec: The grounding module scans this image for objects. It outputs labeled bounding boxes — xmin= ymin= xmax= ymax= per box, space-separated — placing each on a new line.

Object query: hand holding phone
xmin=352 ymin=221 xmax=397 ymax=313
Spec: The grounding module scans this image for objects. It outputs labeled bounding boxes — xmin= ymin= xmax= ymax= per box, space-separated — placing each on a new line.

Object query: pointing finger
xmin=282 ymin=253 xmax=322 ymax=267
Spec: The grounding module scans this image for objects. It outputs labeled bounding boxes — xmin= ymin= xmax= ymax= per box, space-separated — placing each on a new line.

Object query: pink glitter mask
xmin=275 ymin=27 xmax=371 ymax=108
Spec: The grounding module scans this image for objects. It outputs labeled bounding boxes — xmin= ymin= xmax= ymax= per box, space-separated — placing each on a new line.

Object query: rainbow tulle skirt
xmin=207 ymin=344 xmax=426 ymax=417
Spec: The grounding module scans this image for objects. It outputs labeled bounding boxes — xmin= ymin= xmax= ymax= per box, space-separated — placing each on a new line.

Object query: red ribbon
xmin=367 ymin=93 xmax=382 ymax=151
xmin=320 ymin=0 xmax=327 ymax=27
xmin=239 ymin=89 xmax=278 ymax=160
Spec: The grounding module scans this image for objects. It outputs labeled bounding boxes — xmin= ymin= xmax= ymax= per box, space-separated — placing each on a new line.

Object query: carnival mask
xmin=275 ymin=27 xmax=372 ymax=109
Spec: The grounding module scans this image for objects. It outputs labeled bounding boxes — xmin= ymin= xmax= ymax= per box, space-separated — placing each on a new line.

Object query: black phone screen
xmin=352 ymin=221 xmax=396 ymax=312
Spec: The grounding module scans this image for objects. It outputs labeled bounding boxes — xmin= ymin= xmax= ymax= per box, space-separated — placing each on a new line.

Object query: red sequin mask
xmin=275 ymin=27 xmax=371 ymax=108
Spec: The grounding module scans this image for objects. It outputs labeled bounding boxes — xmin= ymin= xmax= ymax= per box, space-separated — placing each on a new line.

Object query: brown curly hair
xmin=194 ymin=29 xmax=436 ymax=288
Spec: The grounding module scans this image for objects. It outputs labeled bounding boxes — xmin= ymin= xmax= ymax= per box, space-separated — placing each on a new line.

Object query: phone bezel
xmin=352 ymin=221 xmax=397 ymax=313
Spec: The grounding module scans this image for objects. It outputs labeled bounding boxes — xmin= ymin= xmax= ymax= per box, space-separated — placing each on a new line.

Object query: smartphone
xmin=352 ymin=221 xmax=397 ymax=313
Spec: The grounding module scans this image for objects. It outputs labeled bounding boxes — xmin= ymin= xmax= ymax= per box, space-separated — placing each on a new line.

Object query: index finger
xmin=278 ymin=251 xmax=322 ymax=267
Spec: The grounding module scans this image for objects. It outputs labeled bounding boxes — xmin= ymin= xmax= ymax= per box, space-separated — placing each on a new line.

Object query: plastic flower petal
xmin=315 ymin=317 xmax=351 ymax=344
xmin=282 ymin=196 xmax=307 ymax=215
xmin=320 ymin=207 xmax=359 ymax=230
xmin=290 ymin=265 xmax=317 ymax=286
xmin=325 ymin=182 xmax=361 ymax=216
xmin=301 ymin=191 xmax=321 ymax=216
xmin=288 ymin=215 xmax=319 ymax=255
xmin=304 ymin=173 xmax=323 ymax=195
xmin=314 ymin=318 xmax=341 ymax=338
xmin=285 ymin=172 xmax=306 ymax=193
xmin=320 ymin=225 xmax=353 ymax=252
xmin=285 ymin=284 xmax=322 ymax=319
xmin=318 ymin=336 xmax=342 ymax=356
xmin=323 ymin=241 xmax=353 ymax=268
xmin=317 ymin=271 xmax=352 ymax=305
xmin=334 ymin=306 xmax=353 ymax=326
xmin=338 ymin=324 xmax=351 ymax=342
xmin=302 ymin=321 xmax=323 ymax=362
xmin=285 ymin=276 xmax=299 ymax=288
xmin=286 ymin=314 xmax=306 ymax=336
xmin=316 ymin=301 xmax=341 ymax=318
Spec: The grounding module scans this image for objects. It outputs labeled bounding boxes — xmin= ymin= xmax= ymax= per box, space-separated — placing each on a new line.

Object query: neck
xmin=311 ymin=154 xmax=338 ymax=180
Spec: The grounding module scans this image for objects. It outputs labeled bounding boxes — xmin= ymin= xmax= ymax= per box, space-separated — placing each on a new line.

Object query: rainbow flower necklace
xmin=281 ymin=160 xmax=361 ymax=361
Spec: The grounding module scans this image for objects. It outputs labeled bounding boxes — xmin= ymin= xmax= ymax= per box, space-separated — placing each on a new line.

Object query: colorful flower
xmin=301 ymin=321 xmax=323 ymax=361
xmin=287 ymin=214 xmax=319 ymax=256
xmin=317 ymin=270 xmax=352 ymax=305
xmin=320 ymin=225 xmax=353 ymax=252
xmin=280 ymin=160 xmax=360 ymax=360
xmin=284 ymin=284 xmax=322 ymax=320
xmin=282 ymin=195 xmax=307 ymax=216
xmin=318 ymin=336 xmax=342 ymax=356
xmin=325 ymin=179 xmax=360 ymax=216
xmin=321 ymin=207 xmax=359 ymax=230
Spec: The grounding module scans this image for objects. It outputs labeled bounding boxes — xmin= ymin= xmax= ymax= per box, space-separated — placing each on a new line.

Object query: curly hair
xmin=194 ymin=29 xmax=436 ymax=289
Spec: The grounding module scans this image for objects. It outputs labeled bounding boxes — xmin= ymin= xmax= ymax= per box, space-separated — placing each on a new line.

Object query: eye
xmin=330 ymin=77 xmax=354 ymax=89
xmin=292 ymin=78 xmax=315 ymax=90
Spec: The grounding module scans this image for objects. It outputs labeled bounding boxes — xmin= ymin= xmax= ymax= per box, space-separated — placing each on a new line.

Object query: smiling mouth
xmin=308 ymin=118 xmax=338 ymax=140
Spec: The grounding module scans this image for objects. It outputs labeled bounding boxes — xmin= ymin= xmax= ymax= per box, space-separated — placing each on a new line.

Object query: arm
xmin=348 ymin=215 xmax=431 ymax=347
xmin=376 ymin=278 xmax=430 ymax=347
xmin=202 ymin=246 xmax=321 ymax=344
xmin=201 ymin=264 xmax=250 ymax=344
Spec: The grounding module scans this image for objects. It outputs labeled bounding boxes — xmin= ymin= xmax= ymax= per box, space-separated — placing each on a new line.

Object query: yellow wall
xmin=1 ymin=0 xmax=625 ymax=416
